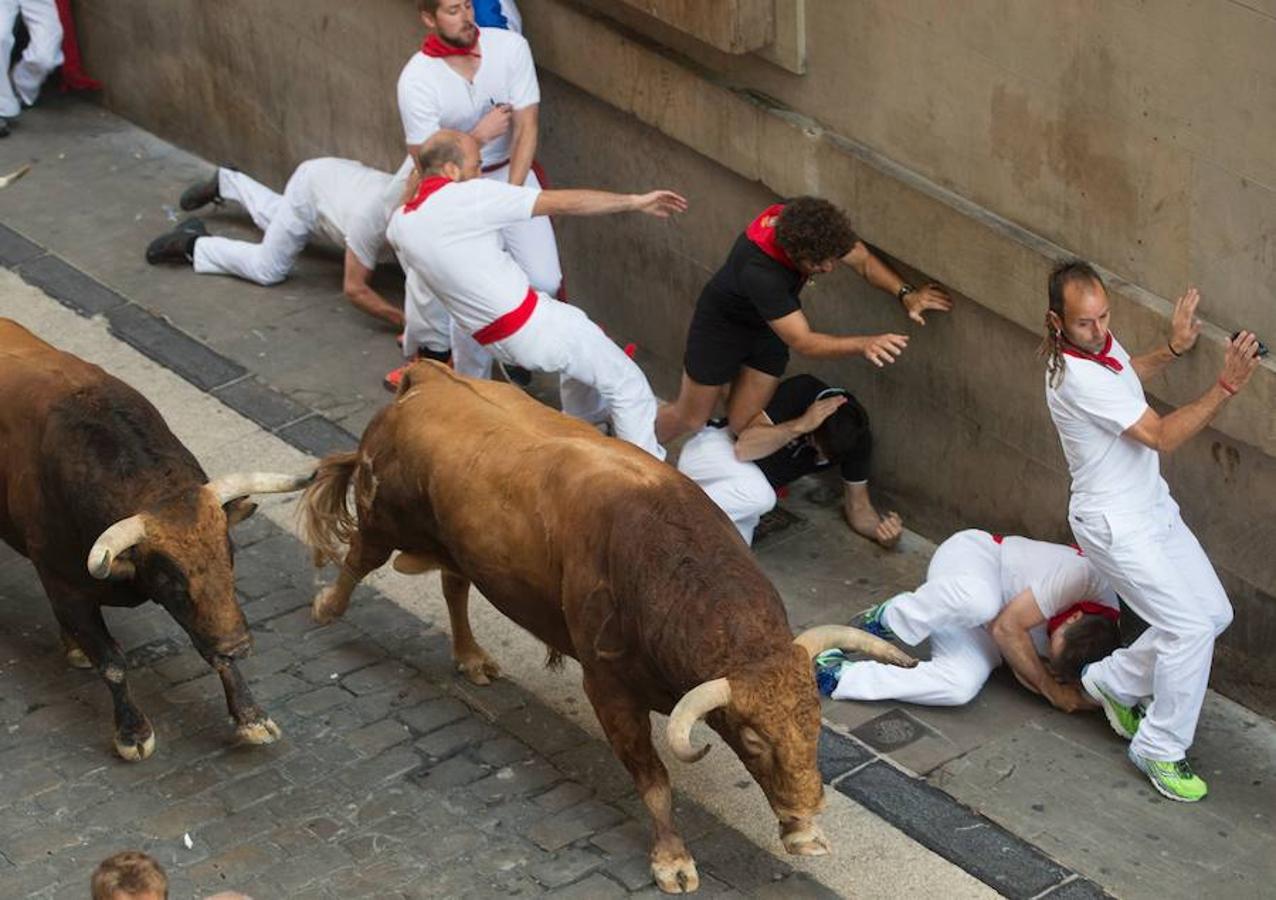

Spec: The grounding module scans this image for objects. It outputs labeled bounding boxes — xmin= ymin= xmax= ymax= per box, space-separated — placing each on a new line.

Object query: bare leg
xmin=312 ymin=532 xmax=392 ymax=624
xmin=582 ymin=668 xmax=698 ymax=893
xmin=654 ymin=372 xmax=724 ymax=445
xmin=441 ymin=571 xmax=500 ymax=685
xmin=724 ymin=365 xmax=781 ymax=436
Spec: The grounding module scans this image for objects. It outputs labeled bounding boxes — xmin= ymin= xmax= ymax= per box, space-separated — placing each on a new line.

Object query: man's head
xmin=1043 ymin=259 xmax=1111 ymax=386
xmin=809 ymin=390 xmax=870 ymax=465
xmin=91 ymin=851 xmax=168 ymax=900
xmin=1048 ymin=610 xmax=1121 ymax=680
xmin=418 ymin=130 xmax=481 ymax=182
xmin=419 ymin=1 xmax=478 ymax=48
xmin=775 ymin=197 xmax=858 ymax=276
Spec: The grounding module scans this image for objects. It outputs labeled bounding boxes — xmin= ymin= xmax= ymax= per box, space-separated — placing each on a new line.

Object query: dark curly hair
xmin=775 ymin=197 xmax=858 ymax=267
xmin=1052 ymin=613 xmax=1121 ymax=681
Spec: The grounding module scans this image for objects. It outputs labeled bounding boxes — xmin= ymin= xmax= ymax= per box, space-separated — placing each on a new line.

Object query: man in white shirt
xmin=1043 ymin=259 xmax=1262 ymax=802
xmin=387 ymin=130 xmax=685 ymax=458
xmin=394 ymin=0 xmax=561 ymax=367
xmin=826 ymin=530 xmax=1120 ymax=709
xmin=145 ymin=161 xmax=405 ymax=328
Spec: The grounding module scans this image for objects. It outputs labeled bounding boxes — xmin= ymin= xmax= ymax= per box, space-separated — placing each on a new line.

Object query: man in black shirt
xmin=655 ymin=196 xmax=952 ymax=444
xmin=677 ymin=374 xmax=902 ymax=547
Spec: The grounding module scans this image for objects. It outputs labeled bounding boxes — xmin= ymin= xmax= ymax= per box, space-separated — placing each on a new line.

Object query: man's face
xmin=423 ymin=1 xmax=478 ymax=47
xmin=1057 ymin=278 xmax=1111 ymax=354
xmin=798 ymin=257 xmax=838 ymax=277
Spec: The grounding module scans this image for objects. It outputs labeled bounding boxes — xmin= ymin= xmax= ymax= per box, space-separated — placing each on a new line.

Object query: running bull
xmin=0 ymin=319 xmax=311 ymax=760
xmin=301 ymin=362 xmax=914 ymax=894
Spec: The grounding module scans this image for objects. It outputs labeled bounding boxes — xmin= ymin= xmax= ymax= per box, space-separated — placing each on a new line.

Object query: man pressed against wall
xmin=656 ymin=197 xmax=952 ymax=444
xmin=1043 ymin=259 xmax=1262 ymax=802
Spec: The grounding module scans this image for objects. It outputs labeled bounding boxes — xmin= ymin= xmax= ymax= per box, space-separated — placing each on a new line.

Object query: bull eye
xmin=739 ymin=725 xmax=769 ymax=758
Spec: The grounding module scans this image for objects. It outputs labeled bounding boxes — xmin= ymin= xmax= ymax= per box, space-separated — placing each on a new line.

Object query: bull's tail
xmin=299 ymin=450 xmax=361 ymax=565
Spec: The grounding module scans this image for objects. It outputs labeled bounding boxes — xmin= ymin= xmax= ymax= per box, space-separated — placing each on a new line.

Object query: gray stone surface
xmin=106 ymin=302 xmax=246 ymax=390
xmin=16 ymin=253 xmax=127 ymax=315
xmin=0 ymin=222 xmax=44 ymax=266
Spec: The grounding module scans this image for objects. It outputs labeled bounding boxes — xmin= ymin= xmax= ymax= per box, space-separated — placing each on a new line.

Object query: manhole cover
xmin=752 ymin=505 xmax=809 ymax=547
xmin=851 ymin=708 xmax=931 ymax=753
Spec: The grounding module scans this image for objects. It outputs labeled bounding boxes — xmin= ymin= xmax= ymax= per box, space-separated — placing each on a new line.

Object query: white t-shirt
xmin=386 ymin=178 xmax=540 ymax=334
xmin=997 ymin=535 xmax=1119 ymax=654
xmin=1046 ymin=335 xmax=1169 ymax=516
xmin=396 ymin=27 xmax=540 ymax=169
xmin=303 ymin=159 xmax=398 ymax=269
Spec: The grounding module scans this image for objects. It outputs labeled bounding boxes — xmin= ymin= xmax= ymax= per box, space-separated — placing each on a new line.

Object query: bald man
xmin=387 ymin=131 xmax=686 ymax=458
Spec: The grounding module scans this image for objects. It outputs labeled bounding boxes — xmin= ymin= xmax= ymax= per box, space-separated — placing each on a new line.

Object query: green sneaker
xmin=859 ymin=601 xmax=895 ymax=641
xmin=1128 ymin=749 xmax=1208 ymax=802
xmin=1081 ymin=667 xmax=1142 ymax=740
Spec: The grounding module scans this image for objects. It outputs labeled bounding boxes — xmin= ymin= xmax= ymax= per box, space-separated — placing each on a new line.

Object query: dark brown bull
xmin=300 ymin=362 xmax=913 ymax=893
xmin=0 ymin=319 xmax=311 ymax=760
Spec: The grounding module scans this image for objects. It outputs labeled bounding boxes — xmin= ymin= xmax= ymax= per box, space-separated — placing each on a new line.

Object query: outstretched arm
xmin=342 ymin=251 xmax=405 ymax=329
xmin=532 ymin=188 xmax=687 ymax=218
xmin=1130 ymin=288 xmax=1203 ymax=381
xmin=768 ymin=309 xmax=909 ymax=364
xmin=841 ymin=241 xmax=953 ymax=325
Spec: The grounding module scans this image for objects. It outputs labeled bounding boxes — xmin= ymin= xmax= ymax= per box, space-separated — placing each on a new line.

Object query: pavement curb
xmin=0 ymin=219 xmax=1111 ymax=899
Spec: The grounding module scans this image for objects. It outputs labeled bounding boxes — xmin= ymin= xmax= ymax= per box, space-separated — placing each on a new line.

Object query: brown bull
xmin=0 ymin=319 xmax=311 ymax=760
xmin=300 ymin=362 xmax=913 ymax=893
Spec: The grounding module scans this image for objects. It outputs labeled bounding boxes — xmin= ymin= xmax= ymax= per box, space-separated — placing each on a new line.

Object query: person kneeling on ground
xmin=145 ymin=160 xmax=405 ymax=328
xmin=820 ymin=529 xmax=1122 ymax=711
xmin=677 ymin=373 xmax=901 ymax=547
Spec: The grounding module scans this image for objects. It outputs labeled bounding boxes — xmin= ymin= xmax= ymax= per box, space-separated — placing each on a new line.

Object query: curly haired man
xmin=655 ymin=196 xmax=952 ymax=443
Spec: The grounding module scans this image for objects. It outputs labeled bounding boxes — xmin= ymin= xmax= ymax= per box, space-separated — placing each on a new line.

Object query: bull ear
xmin=223 ymin=498 xmax=258 ymax=527
xmin=738 ymin=725 xmax=768 ymax=758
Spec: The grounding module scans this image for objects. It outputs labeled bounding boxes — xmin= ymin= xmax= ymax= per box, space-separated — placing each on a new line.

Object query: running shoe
xmin=1081 ymin=667 xmax=1143 ymax=740
xmin=858 ymin=601 xmax=895 ymax=641
xmin=1127 ymin=749 xmax=1208 ymax=802
xmin=813 ymin=650 xmax=848 ymax=697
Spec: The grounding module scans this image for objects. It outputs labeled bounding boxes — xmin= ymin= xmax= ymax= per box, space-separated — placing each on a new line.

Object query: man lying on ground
xmin=821 ymin=529 xmax=1121 ymax=711
xmin=145 ymin=160 xmax=405 ymax=328
xmin=677 ymin=373 xmax=901 ymax=547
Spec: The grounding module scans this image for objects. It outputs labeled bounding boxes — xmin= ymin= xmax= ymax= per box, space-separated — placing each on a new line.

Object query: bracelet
xmin=1167 ymin=340 xmax=1182 ymax=358
xmin=1217 ymin=377 xmax=1238 ymax=396
xmin=896 ymin=284 xmax=914 ymax=303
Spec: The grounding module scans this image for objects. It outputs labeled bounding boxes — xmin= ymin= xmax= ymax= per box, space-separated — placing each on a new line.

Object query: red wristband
xmin=1217 ymin=377 xmax=1238 ymax=396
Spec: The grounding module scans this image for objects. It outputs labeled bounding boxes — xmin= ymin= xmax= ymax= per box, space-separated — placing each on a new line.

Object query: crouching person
xmin=677 ymin=373 xmax=901 ymax=547
xmin=827 ymin=529 xmax=1122 ymax=710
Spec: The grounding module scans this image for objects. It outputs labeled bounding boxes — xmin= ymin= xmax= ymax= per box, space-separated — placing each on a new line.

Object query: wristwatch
xmin=896 ymin=284 xmax=915 ymax=303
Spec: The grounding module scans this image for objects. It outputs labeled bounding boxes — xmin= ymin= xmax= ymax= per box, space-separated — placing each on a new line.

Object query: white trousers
xmin=675 ymin=426 xmax=776 ymax=545
xmin=192 ymin=165 xmax=318 ymax=286
xmin=1071 ymin=499 xmax=1231 ymax=761
xmin=451 ymin=295 xmax=664 ymax=460
xmin=401 ymin=163 xmax=561 ymax=356
xmin=833 ymin=529 xmax=1004 ymax=706
xmin=0 ymin=0 xmax=64 ymax=117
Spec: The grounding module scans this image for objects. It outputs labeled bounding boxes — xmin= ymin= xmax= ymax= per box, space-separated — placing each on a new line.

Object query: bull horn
xmin=87 ymin=515 xmax=148 ymax=580
xmin=793 ymin=625 xmax=918 ymax=669
xmin=666 ymin=678 xmax=731 ymax=763
xmin=207 ymin=470 xmax=315 ymax=505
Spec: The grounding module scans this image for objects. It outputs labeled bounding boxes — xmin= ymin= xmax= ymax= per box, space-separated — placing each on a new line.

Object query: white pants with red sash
xmin=1070 ymin=497 xmax=1231 ymax=761
xmin=675 ymin=425 xmax=776 ymax=545
xmin=833 ymin=529 xmax=1005 ymax=706
xmin=401 ymin=163 xmax=561 ymax=356
xmin=192 ymin=166 xmax=319 ymax=286
xmin=451 ymin=293 xmax=665 ymax=460
xmin=0 ymin=0 xmax=63 ymax=117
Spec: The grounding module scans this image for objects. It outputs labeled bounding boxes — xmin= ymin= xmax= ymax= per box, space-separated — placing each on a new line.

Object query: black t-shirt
xmin=695 ymin=233 xmax=808 ymax=331
xmin=754 ymin=375 xmax=873 ymax=488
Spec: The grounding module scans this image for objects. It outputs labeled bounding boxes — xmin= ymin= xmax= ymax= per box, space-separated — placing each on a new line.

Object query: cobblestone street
xmin=0 ymin=515 xmax=834 ymax=898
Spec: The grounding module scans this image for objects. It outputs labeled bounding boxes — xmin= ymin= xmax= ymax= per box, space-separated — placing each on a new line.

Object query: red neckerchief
xmin=1060 ymin=333 xmax=1123 ymax=373
xmin=422 ymin=33 xmax=480 ymax=58
xmin=745 ymin=204 xmax=800 ymax=272
xmin=1047 ymin=601 xmax=1119 ymax=635
xmin=404 ymin=176 xmax=454 ymax=213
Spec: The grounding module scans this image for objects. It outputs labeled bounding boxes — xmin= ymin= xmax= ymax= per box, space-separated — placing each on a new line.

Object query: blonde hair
xmin=91 ymin=851 xmax=168 ymax=900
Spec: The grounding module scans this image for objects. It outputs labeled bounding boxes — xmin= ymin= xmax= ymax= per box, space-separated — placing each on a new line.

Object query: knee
xmin=253 ymin=259 xmax=292 ymax=286
xmin=737 ymin=477 xmax=777 ymax=520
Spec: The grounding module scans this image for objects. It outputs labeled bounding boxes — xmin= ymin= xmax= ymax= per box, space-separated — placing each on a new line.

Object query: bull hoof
xmin=651 ymin=854 xmax=699 ymax=894
xmin=114 ymin=727 xmax=156 ymax=762
xmin=65 ymin=647 xmax=93 ymax=669
xmin=236 ymin=718 xmax=282 ymax=745
xmin=311 ymin=586 xmax=348 ymax=624
xmin=781 ymin=821 xmax=830 ymax=857
xmin=456 ymin=650 xmax=501 ymax=685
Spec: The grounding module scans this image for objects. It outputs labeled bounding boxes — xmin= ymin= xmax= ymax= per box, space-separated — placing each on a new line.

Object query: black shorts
xmin=683 ymin=308 xmax=789 ymax=386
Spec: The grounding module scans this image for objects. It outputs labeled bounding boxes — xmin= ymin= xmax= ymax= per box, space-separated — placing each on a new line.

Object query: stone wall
xmin=74 ymin=0 xmax=1275 ymax=711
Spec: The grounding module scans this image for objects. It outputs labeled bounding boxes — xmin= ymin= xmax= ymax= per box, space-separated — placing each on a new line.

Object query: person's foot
xmin=813 ymin=649 xmax=848 ymax=697
xmin=179 ymin=166 xmax=235 ymax=211
xmin=1127 ymin=749 xmax=1208 ymax=802
xmin=383 ymin=346 xmax=452 ymax=393
xmin=857 ymin=601 xmax=895 ymax=641
xmin=145 ymin=218 xmax=206 ymax=265
xmin=1080 ymin=667 xmax=1143 ymax=740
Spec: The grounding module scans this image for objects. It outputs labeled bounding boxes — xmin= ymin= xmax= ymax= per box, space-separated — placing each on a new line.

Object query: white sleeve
xmin=506 ymin=35 xmax=540 ymax=110
xmin=1029 ymin=557 xmax=1106 ymax=619
xmin=1060 ymin=365 xmax=1148 ymax=435
xmin=397 ymin=62 xmax=441 ymax=145
xmin=472 ymin=180 xmax=540 ymax=228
